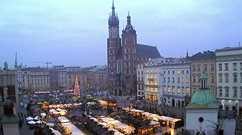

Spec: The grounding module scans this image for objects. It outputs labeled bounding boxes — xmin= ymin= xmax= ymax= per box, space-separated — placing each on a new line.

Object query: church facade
xmin=107 ymin=2 xmax=161 ymax=96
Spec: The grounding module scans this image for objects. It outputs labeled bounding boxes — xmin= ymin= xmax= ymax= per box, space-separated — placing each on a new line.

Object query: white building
xmin=161 ymin=57 xmax=190 ymax=108
xmin=143 ymin=57 xmax=190 ymax=109
xmin=215 ymin=46 xmax=242 ymax=115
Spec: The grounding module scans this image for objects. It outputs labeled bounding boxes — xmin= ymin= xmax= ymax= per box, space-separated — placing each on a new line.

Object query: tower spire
xmin=15 ymin=52 xmax=17 ymax=69
xmin=112 ymin=0 xmax=115 ymax=17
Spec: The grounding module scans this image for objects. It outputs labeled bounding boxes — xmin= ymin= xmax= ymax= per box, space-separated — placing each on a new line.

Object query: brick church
xmin=107 ymin=2 xmax=161 ymax=96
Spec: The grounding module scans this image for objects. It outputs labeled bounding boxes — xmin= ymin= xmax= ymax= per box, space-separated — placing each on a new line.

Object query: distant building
xmin=215 ymin=46 xmax=242 ymax=115
xmin=107 ymin=2 xmax=161 ymax=96
xmin=190 ymin=51 xmax=216 ymax=96
xmin=21 ymin=67 xmax=50 ymax=92
xmin=0 ymin=60 xmax=19 ymax=116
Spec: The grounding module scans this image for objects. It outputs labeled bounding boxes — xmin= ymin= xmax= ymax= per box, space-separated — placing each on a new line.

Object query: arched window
xmin=117 ymin=60 xmax=122 ymax=73
xmin=125 ymin=38 xmax=128 ymax=44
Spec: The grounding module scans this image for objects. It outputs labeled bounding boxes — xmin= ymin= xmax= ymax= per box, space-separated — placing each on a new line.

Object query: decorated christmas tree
xmin=74 ymin=76 xmax=80 ymax=97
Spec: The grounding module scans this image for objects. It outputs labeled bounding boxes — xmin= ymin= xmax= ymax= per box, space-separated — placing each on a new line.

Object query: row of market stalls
xmin=124 ymin=108 xmax=183 ymax=129
xmin=42 ymin=102 xmax=82 ymax=109
xmin=58 ymin=116 xmax=85 ymax=135
xmin=49 ymin=108 xmax=68 ymax=117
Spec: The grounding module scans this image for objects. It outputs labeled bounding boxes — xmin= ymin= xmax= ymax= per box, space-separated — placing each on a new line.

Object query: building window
xmin=147 ymin=94 xmax=150 ymax=100
xmin=155 ymin=88 xmax=158 ymax=92
xmin=186 ymin=77 xmax=189 ymax=83
xmin=219 ymin=64 xmax=222 ymax=71
xmin=150 ymin=75 xmax=153 ymax=78
xmin=225 ymin=63 xmax=229 ymax=71
xmin=193 ymin=76 xmax=196 ymax=83
xmin=219 ymin=74 xmax=223 ymax=83
xmin=168 ymin=71 xmax=170 ymax=74
xmin=225 ymin=73 xmax=229 ymax=83
xmin=219 ymin=88 xmax=222 ymax=97
xmin=172 ymin=87 xmax=175 ymax=93
xmin=240 ymin=63 xmax=242 ymax=71
xmin=240 ymin=73 xmax=242 ymax=82
xmin=146 ymin=81 xmax=149 ymax=85
xmin=168 ymin=87 xmax=171 ymax=93
xmin=225 ymin=87 xmax=229 ymax=97
xmin=147 ymin=87 xmax=150 ymax=91
xmin=204 ymin=64 xmax=207 ymax=71
xmin=182 ymin=77 xmax=185 ymax=83
xmin=147 ymin=69 xmax=149 ymax=72
xmin=172 ymin=71 xmax=174 ymax=74
xmin=150 ymin=81 xmax=153 ymax=85
xmin=178 ymin=70 xmax=180 ymax=74
xmin=164 ymin=87 xmax=166 ymax=92
xmin=155 ymin=81 xmax=157 ymax=85
xmin=186 ymin=88 xmax=189 ymax=94
xmin=233 ymin=63 xmax=237 ymax=71
xmin=233 ymin=87 xmax=237 ymax=98
xmin=154 ymin=74 xmax=157 ymax=78
xmin=138 ymin=71 xmax=140 ymax=75
xmin=240 ymin=87 xmax=242 ymax=97
xmin=151 ymin=69 xmax=153 ymax=72
xmin=197 ymin=64 xmax=200 ymax=71
xmin=151 ymin=87 xmax=153 ymax=92
xmin=146 ymin=75 xmax=149 ymax=78
xmin=233 ymin=73 xmax=237 ymax=83
xmin=178 ymin=77 xmax=180 ymax=83
xmin=164 ymin=71 xmax=166 ymax=74
xmin=211 ymin=64 xmax=214 ymax=71
xmin=186 ymin=70 xmax=189 ymax=74
xmin=182 ymin=70 xmax=184 ymax=74
xmin=172 ymin=78 xmax=175 ymax=83
xmin=177 ymin=88 xmax=181 ymax=94
xmin=192 ymin=65 xmax=195 ymax=72
xmin=211 ymin=75 xmax=215 ymax=83
xmin=164 ymin=77 xmax=166 ymax=82
xmin=168 ymin=77 xmax=170 ymax=83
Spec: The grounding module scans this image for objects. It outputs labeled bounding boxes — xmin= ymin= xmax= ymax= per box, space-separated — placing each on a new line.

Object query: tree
xmin=74 ymin=76 xmax=80 ymax=97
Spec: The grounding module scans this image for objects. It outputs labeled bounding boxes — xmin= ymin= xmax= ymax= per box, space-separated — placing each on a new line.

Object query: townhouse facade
xmin=215 ymin=47 xmax=242 ymax=115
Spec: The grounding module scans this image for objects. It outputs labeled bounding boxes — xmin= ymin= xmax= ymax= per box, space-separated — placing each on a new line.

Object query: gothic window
xmin=117 ymin=60 xmax=122 ymax=73
xmin=132 ymin=47 xmax=136 ymax=53
xmin=125 ymin=38 xmax=128 ymax=44
xmin=125 ymin=48 xmax=128 ymax=53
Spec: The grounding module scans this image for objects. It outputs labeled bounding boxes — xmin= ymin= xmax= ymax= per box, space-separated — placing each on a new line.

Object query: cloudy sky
xmin=0 ymin=0 xmax=241 ymax=69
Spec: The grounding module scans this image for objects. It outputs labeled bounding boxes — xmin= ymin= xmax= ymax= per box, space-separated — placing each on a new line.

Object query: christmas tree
xmin=74 ymin=76 xmax=80 ymax=97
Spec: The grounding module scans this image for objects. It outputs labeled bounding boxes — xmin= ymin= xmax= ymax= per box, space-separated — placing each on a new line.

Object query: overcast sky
xmin=0 ymin=0 xmax=241 ymax=69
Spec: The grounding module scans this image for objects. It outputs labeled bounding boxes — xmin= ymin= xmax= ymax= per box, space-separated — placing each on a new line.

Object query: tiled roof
xmin=137 ymin=44 xmax=161 ymax=59
xmin=191 ymin=51 xmax=215 ymax=59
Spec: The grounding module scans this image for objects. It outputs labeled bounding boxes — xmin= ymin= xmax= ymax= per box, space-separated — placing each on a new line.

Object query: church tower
xmin=121 ymin=12 xmax=138 ymax=95
xmin=107 ymin=1 xmax=121 ymax=95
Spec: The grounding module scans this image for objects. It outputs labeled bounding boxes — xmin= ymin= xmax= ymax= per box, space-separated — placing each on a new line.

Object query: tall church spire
xmin=108 ymin=0 xmax=119 ymax=26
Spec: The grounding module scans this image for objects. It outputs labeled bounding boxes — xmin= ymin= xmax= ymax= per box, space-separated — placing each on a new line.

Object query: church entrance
xmin=172 ymin=99 xmax=175 ymax=107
